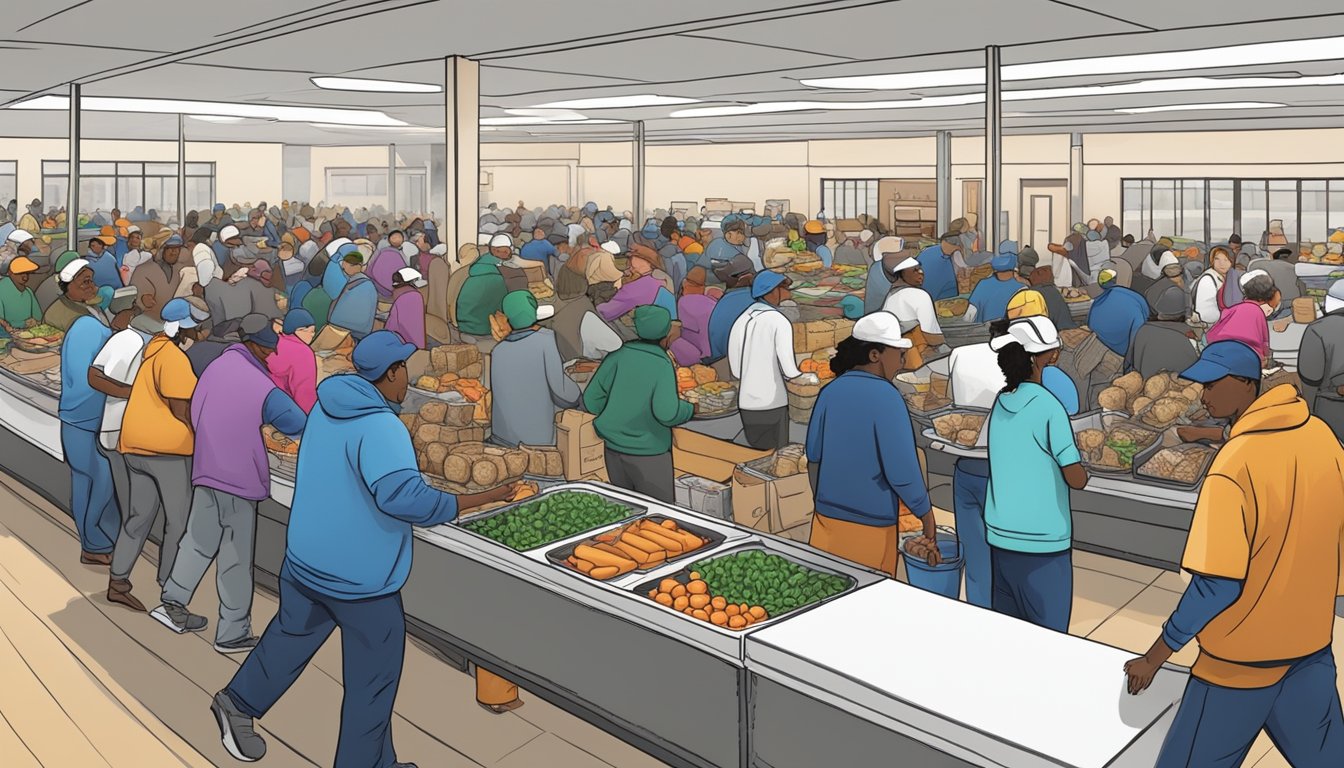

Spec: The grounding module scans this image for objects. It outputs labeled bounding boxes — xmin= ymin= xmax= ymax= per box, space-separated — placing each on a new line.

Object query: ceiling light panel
xmin=1115 ymin=101 xmax=1285 ymax=114
xmin=311 ymin=76 xmax=442 ymax=93
xmin=531 ymin=95 xmax=700 ymax=109
xmin=11 ymin=95 xmax=407 ymax=126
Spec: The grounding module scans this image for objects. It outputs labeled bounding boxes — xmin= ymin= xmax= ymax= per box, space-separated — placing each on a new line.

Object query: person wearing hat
xmin=519 ymin=225 xmax=557 ymax=274
xmin=705 ymin=219 xmax=750 ymax=278
xmin=1127 ymin=287 xmax=1202 ymax=380
xmin=104 ymin=297 xmax=206 ymax=611
xmin=0 ymin=255 xmax=42 ymax=330
xmin=584 ymin=305 xmax=694 ymax=501
xmin=983 ymin=316 xmax=1089 ymax=631
xmin=385 ymin=267 xmax=427 ymax=350
xmin=596 ymin=243 xmax=676 ymax=322
xmin=1088 ymin=267 xmax=1150 ymax=359
xmin=964 ymin=245 xmax=1025 ymax=324
xmin=44 ymin=257 xmax=110 ymax=332
xmin=728 ymin=272 xmax=801 ymax=451
xmin=1124 ymin=341 xmax=1344 ymax=766
xmin=88 ymin=312 xmax=164 ymax=546
xmin=704 ymin=267 xmax=757 ymax=363
xmin=1248 ymin=247 xmax=1305 ymax=311
xmin=1297 ymin=280 xmax=1344 ymax=441
xmin=915 ymin=232 xmax=964 ymax=302
xmin=268 ymin=308 xmax=319 ymax=413
xmin=326 ymin=249 xmax=378 ymax=340
xmin=1142 ymin=251 xmax=1188 ymax=319
xmin=881 ymin=255 xmax=945 ymax=368
xmin=593 ymin=210 xmax=619 ymax=245
xmin=669 ymin=266 xmax=717 ymax=366
xmin=213 ymin=331 xmax=519 ymax=763
xmin=805 ymin=312 xmax=937 ymax=577
xmin=859 ymin=235 xmax=901 ymax=314
xmin=367 ymin=240 xmax=410 ymax=301
xmin=454 ymin=234 xmax=510 ymax=343
xmin=799 ymin=221 xmax=831 ymax=268
xmin=151 ymin=313 xmax=306 ymax=653
xmin=84 ymin=233 xmax=123 ymax=289
xmin=1205 ymin=270 xmax=1279 ymax=363
xmin=1020 ymin=264 xmax=1077 ymax=330
xmin=212 ymin=223 xmax=247 ymax=269
xmin=490 ymin=291 xmax=579 ymax=448
xmin=4 ymin=227 xmax=37 ymax=264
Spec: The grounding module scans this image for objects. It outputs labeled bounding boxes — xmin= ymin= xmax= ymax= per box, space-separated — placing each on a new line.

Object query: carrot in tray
xmin=635 ymin=524 xmax=686 ymax=555
xmin=619 ymin=531 xmax=664 ymax=555
xmin=589 ymin=565 xmax=620 ymax=580
xmin=574 ymin=544 xmax=638 ymax=570
xmin=574 ymin=559 xmax=596 ymax=574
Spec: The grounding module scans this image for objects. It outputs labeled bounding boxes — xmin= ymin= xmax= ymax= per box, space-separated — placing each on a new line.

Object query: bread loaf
xmin=450 ymin=441 xmax=487 ymax=456
xmin=442 ymin=454 xmax=472 ymax=484
xmin=442 ymin=403 xmax=475 ymax=427
xmin=773 ymin=457 xmax=800 ymax=477
xmin=525 ymin=448 xmax=548 ymax=475
xmin=544 ymin=449 xmax=563 ymax=477
xmin=457 ymin=361 xmax=483 ymax=380
xmin=419 ymin=400 xmax=448 ymax=425
xmin=426 ymin=442 xmax=451 ymax=471
xmin=503 ymin=450 xmax=529 ymax=479
xmin=471 ymin=456 xmax=509 ymax=487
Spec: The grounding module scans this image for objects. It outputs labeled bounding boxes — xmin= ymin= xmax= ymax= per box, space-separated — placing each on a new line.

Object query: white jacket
xmin=1191 ymin=271 xmax=1224 ymax=325
xmin=728 ymin=303 xmax=801 ymax=411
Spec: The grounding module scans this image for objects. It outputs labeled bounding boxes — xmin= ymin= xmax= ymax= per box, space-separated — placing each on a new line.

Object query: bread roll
xmin=955 ymin=429 xmax=979 ymax=447
xmin=1130 ymin=396 xmax=1153 ymax=416
xmin=774 ymin=457 xmax=800 ymax=477
xmin=419 ymin=401 xmax=448 ymax=425
xmin=544 ymin=450 xmax=563 ymax=477
xmin=442 ymin=454 xmax=472 ymax=484
xmin=415 ymin=375 xmax=440 ymax=391
xmin=425 ymin=441 xmax=452 ymax=469
xmin=525 ymin=448 xmax=547 ymax=475
xmin=413 ymin=424 xmax=441 ymax=451
xmin=443 ymin=403 xmax=475 ymax=427
xmin=1143 ymin=375 xmax=1171 ymax=400
xmin=1115 ymin=371 xmax=1144 ymax=397
xmin=503 ymin=450 xmax=529 ymax=479
xmin=1098 ymin=386 xmax=1127 ymax=412
xmin=450 ymin=441 xmax=486 ymax=456
xmin=1077 ymin=428 xmax=1105 ymax=452
xmin=471 ymin=458 xmax=499 ymax=487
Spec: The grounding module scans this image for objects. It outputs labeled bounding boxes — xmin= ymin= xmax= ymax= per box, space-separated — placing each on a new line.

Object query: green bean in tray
xmin=690 ymin=550 xmax=850 ymax=618
xmin=462 ymin=491 xmax=634 ymax=551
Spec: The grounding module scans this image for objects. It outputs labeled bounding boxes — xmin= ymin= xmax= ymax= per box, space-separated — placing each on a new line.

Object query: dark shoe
xmin=150 ymin=602 xmax=208 ymax=634
xmin=214 ymin=635 xmax=260 ymax=655
xmin=81 ymin=551 xmax=112 ymax=566
xmin=107 ymin=579 xmax=146 ymax=612
xmin=212 ymin=690 xmax=266 ymax=762
xmin=478 ymin=699 xmax=524 ymax=714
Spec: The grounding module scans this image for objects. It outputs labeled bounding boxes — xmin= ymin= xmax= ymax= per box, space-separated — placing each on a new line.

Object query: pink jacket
xmin=1204 ymin=301 xmax=1270 ymax=361
xmin=268 ymin=333 xmax=318 ymax=413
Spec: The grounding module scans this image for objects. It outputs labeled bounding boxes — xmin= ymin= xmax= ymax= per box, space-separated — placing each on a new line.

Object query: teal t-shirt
xmin=984 ymin=381 xmax=1081 ymax=553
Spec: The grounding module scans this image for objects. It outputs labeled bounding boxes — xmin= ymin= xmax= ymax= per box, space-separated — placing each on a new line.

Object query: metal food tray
xmin=544 ymin=514 xmax=728 ymax=577
xmin=627 ymin=542 xmax=858 ymax=634
xmin=921 ymin=406 xmax=990 ymax=451
xmin=1071 ymin=411 xmax=1160 ymax=476
xmin=1132 ymin=441 xmax=1217 ymax=491
xmin=453 ymin=486 xmax=646 ymax=552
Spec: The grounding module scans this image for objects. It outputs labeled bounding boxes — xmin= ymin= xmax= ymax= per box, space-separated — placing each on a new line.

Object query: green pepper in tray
xmin=461 ymin=491 xmax=635 ymax=551
xmin=689 ymin=550 xmax=850 ymax=619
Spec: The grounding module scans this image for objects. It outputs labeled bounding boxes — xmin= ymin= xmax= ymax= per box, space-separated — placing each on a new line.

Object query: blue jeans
xmin=60 ymin=423 xmax=120 ymax=554
xmin=990 ymin=546 xmax=1072 ymax=633
xmin=953 ymin=459 xmax=991 ymax=609
xmin=1157 ymin=647 xmax=1344 ymax=768
xmin=227 ymin=567 xmax=406 ymax=768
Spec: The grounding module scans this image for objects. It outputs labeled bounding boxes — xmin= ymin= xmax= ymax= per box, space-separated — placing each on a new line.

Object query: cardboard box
xmin=674 ymin=475 xmax=732 ymax=520
xmin=776 ymin=519 xmax=813 ymax=543
xmin=792 ymin=320 xmax=835 ymax=353
xmin=312 ymin=324 xmax=351 ymax=352
xmin=730 ymin=468 xmax=771 ymax=533
xmin=825 ymin=318 xmax=855 ymax=346
xmin=672 ymin=430 xmax=773 ymax=531
xmin=555 ymin=409 xmax=605 ymax=480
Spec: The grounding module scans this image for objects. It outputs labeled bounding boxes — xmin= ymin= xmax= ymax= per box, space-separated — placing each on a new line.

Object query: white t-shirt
xmin=728 ymin=303 xmax=802 ymax=411
xmin=881 ymin=286 xmax=943 ymax=335
xmin=948 ymin=342 xmax=1004 ymax=410
xmin=92 ymin=327 xmax=152 ymax=451
xmin=1191 ymin=271 xmax=1224 ymax=325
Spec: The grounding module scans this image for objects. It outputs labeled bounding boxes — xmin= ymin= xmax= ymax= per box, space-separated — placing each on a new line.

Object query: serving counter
xmin=0 ymin=368 xmax=1187 ymax=768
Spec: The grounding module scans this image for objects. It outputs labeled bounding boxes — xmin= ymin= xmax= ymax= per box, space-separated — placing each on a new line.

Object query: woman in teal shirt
xmin=984 ymin=315 xmax=1089 ymax=632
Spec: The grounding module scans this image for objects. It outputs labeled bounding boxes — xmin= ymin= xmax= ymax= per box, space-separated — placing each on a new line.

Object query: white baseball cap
xmin=324 ymin=237 xmax=352 ymax=256
xmin=393 ymin=267 xmax=427 ymax=288
xmin=489 ymin=233 xmax=513 ymax=249
xmin=7 ymin=229 xmax=34 ymax=245
xmin=871 ymin=235 xmax=903 ymax=263
xmin=891 ymin=256 xmax=920 ymax=274
xmin=851 ymin=311 xmax=912 ymax=348
xmin=536 ymin=305 xmax=556 ymax=321
xmin=219 ymin=224 xmax=241 ymax=242
xmin=600 ymin=241 xmax=621 ymax=255
xmin=1239 ymin=268 xmax=1269 ymax=288
xmin=59 ymin=258 xmax=91 ymax=282
xmin=1325 ymin=280 xmax=1344 ymax=314
xmin=990 ymin=316 xmax=1061 ymax=354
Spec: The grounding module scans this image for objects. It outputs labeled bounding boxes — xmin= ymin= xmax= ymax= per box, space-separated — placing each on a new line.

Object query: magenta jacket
xmin=268 ymin=333 xmax=318 ymax=413
xmin=1204 ymin=300 xmax=1270 ymax=361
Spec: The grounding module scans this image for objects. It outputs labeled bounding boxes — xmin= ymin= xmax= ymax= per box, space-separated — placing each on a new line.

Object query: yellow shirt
xmin=1182 ymin=384 xmax=1344 ymax=688
xmin=119 ymin=335 xmax=197 ymax=456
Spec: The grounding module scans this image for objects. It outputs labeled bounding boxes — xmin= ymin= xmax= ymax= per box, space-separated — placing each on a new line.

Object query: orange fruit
xmin=658 ymin=578 xmax=679 ymax=594
xmin=728 ymin=616 xmax=746 ymax=629
xmin=710 ymin=596 xmax=727 ymax=611
xmin=671 ymin=584 xmax=687 ymax=599
xmin=673 ymin=596 xmax=689 ymax=611
xmin=692 ymin=609 xmax=710 ymax=621
xmin=689 ymin=594 xmax=711 ymax=610
xmin=709 ymin=611 xmax=728 ymax=626
xmin=655 ymin=593 xmax=674 ymax=607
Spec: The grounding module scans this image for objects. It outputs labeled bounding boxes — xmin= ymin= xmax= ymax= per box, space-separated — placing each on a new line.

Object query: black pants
xmin=741 ymin=406 xmax=790 ymax=451
xmin=603 ymin=449 xmax=675 ymax=503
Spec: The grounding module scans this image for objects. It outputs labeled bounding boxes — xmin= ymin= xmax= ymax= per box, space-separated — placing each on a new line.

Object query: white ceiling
xmin=2 ymin=0 xmax=1344 ymax=145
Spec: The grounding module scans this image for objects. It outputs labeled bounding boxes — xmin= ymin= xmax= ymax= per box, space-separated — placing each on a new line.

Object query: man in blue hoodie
xmin=211 ymin=332 xmax=517 ymax=767
xmin=1088 ymin=268 xmax=1150 ymax=358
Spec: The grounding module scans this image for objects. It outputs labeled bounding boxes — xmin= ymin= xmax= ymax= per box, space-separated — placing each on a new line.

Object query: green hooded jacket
xmin=0 ymin=277 xmax=41 ymax=328
xmin=582 ymin=306 xmax=693 ymax=456
xmin=456 ymin=255 xmax=507 ymax=337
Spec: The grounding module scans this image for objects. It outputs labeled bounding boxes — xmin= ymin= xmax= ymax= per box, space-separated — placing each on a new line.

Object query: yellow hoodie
xmin=1182 ymin=384 xmax=1344 ymax=688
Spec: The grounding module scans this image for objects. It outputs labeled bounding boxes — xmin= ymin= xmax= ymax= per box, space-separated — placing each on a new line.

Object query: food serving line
xmin=0 ymin=364 xmax=1187 ymax=768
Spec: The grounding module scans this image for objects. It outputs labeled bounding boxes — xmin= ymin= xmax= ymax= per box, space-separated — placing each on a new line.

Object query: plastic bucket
xmin=903 ymin=528 xmax=964 ymax=599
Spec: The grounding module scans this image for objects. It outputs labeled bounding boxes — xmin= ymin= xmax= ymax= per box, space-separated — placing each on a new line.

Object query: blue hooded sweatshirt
xmin=328 ymin=273 xmax=378 ymax=339
xmin=1088 ymin=282 xmax=1150 ymax=358
xmin=283 ymin=375 xmax=458 ymax=600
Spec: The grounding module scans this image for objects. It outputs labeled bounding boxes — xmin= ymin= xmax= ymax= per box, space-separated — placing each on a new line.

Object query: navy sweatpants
xmin=226 ymin=568 xmax=406 ymax=768
xmin=990 ymin=546 xmax=1072 ymax=633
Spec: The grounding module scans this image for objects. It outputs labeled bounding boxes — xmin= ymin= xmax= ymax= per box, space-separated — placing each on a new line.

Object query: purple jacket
xmin=385 ymin=286 xmax=426 ymax=349
xmin=191 ymin=344 xmax=306 ymax=500
xmin=367 ymin=247 xmax=407 ymax=300
xmin=670 ymin=293 xmax=717 ymax=366
xmin=596 ymin=274 xmax=660 ymax=322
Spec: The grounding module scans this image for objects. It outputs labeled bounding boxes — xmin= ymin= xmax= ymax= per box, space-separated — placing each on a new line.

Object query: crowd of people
xmin=2 ymin=189 xmax=1342 ymax=766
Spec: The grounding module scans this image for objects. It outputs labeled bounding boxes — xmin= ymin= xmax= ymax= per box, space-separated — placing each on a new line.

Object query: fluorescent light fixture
xmin=483 ymin=113 xmax=624 ymax=125
xmin=803 ymin=36 xmax=1344 ymax=90
xmin=189 ymin=114 xmax=248 ymax=123
xmin=532 ymin=95 xmax=700 ymax=109
xmin=11 ymin=95 xmax=407 ymax=126
xmin=311 ymin=76 xmax=442 ymax=93
xmin=309 ymin=123 xmax=445 ymax=132
xmin=1115 ymin=101 xmax=1284 ymax=114
xmin=672 ymin=94 xmax=982 ymax=118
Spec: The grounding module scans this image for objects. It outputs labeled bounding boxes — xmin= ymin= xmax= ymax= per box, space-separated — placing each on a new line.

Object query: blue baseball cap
xmin=282 ymin=308 xmax=316 ymax=335
xmin=160 ymin=298 xmax=200 ymax=329
xmin=353 ymin=330 xmax=417 ymax=381
xmin=1179 ymin=340 xmax=1262 ymax=384
xmin=163 ymin=234 xmax=184 ymax=247
xmin=751 ymin=271 xmax=789 ymax=299
xmin=213 ymin=203 xmax=226 ymax=212
xmin=991 ymin=251 xmax=1018 ymax=272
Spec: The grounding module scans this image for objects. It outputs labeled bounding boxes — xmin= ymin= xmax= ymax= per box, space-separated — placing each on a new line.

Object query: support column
xmin=632 ymin=120 xmax=645 ymax=222
xmin=388 ymin=143 xmax=397 ymax=216
xmin=1069 ymin=132 xmax=1083 ymax=228
xmin=177 ymin=113 xmax=186 ymax=226
xmin=985 ymin=45 xmax=1003 ymax=249
xmin=935 ymin=130 xmax=951 ymax=235
xmin=66 ymin=83 xmax=80 ymax=252
xmin=443 ymin=56 xmax=480 ymax=253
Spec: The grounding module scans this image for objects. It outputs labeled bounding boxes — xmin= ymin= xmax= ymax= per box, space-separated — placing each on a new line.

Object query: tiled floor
xmin=1 ymin=474 xmax=1337 ymax=767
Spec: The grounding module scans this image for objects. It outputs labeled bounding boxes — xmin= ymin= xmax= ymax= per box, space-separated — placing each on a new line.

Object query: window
xmin=326 ymin=167 xmax=428 ymax=212
xmin=821 ymin=179 xmax=878 ymax=220
xmin=0 ymin=161 xmax=15 ymax=209
xmin=1121 ymin=178 xmax=1344 ymax=247
xmin=40 ymin=160 xmax=214 ymax=218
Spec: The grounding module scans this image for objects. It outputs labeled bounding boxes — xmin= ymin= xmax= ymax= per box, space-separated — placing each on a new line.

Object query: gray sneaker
xmin=214 ymin=635 xmax=260 ymax=655
xmin=150 ymin=602 xmax=208 ymax=633
xmin=211 ymin=690 xmax=266 ymax=762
